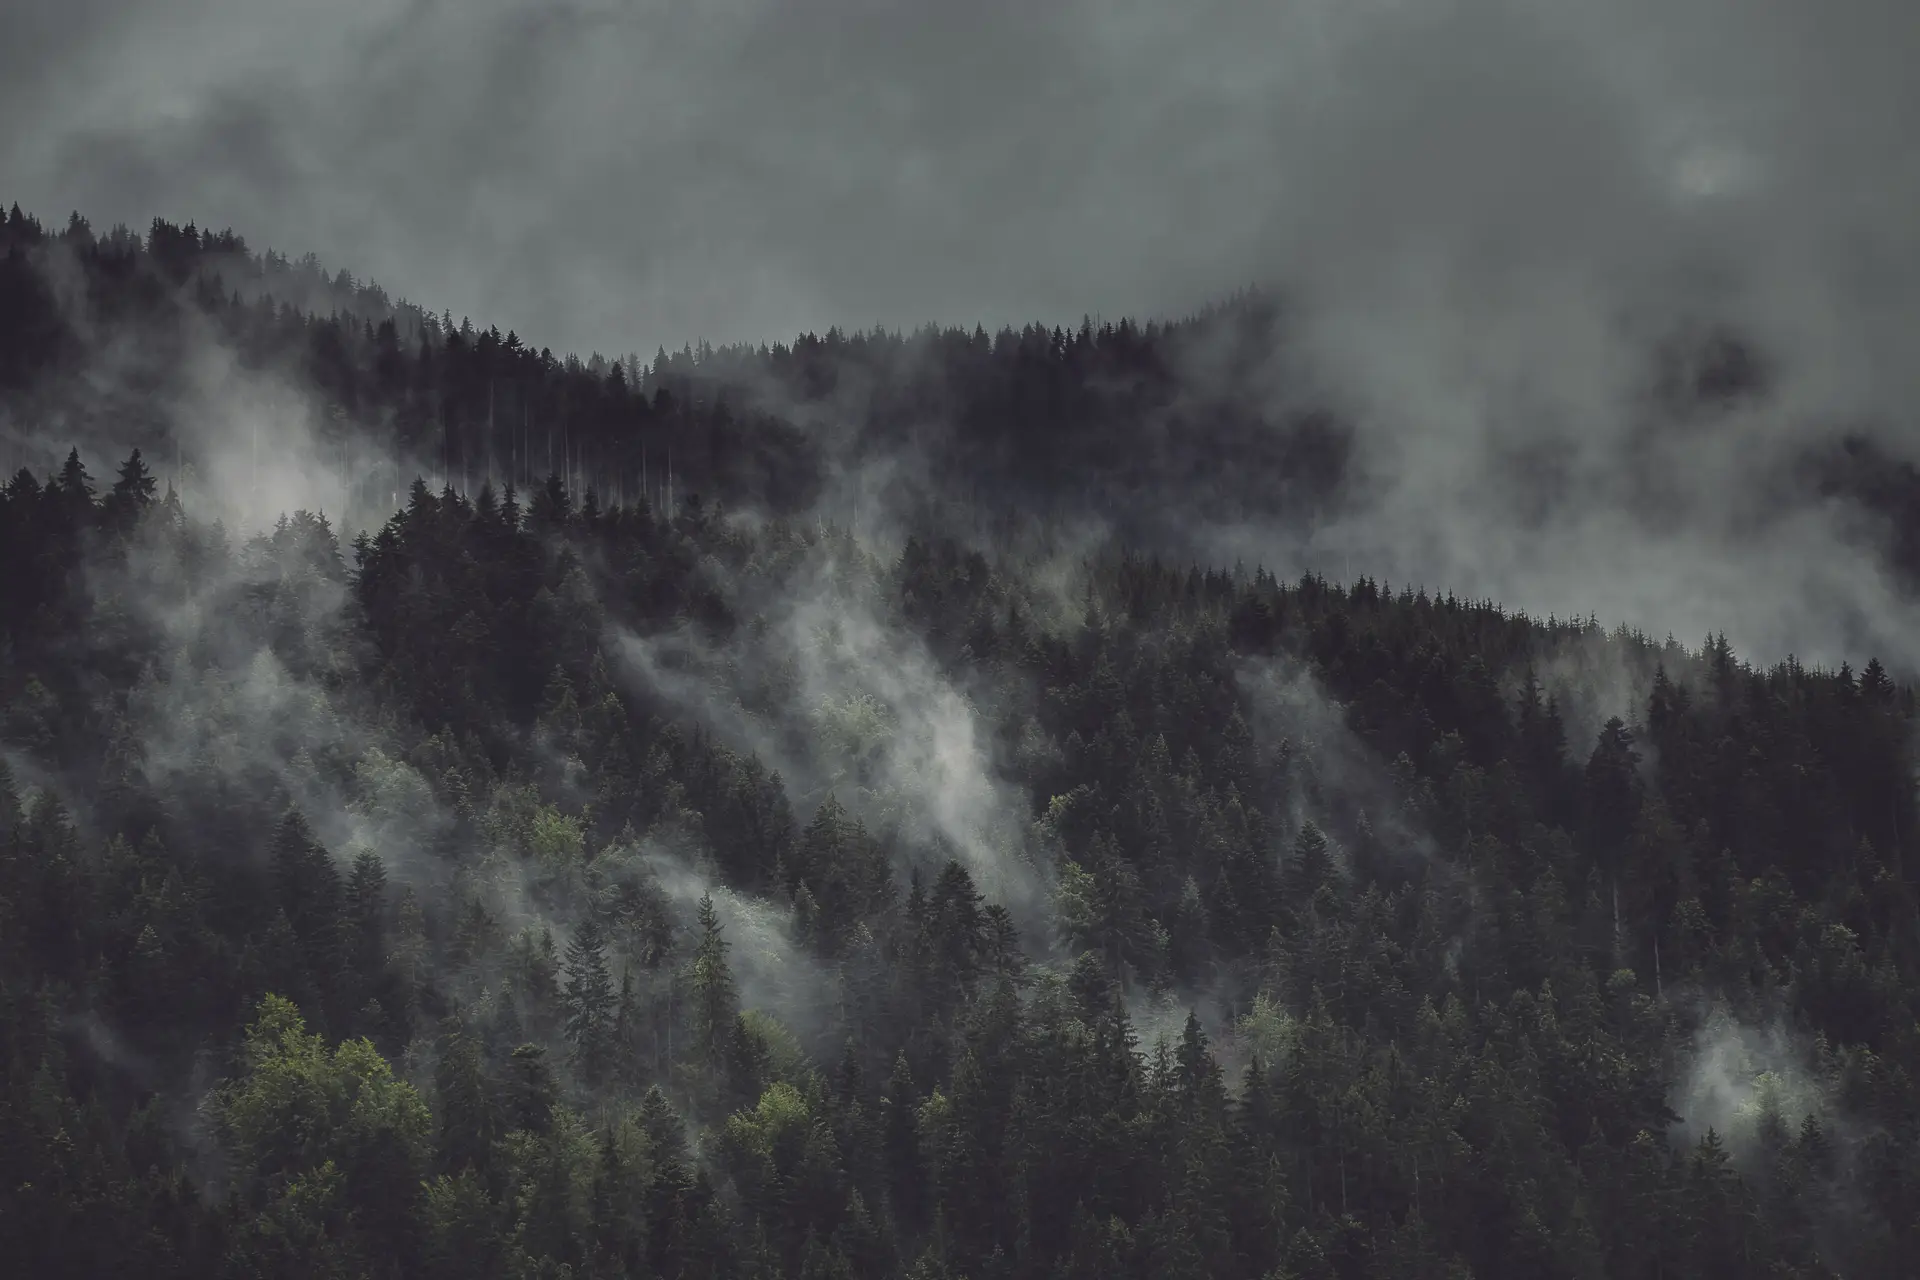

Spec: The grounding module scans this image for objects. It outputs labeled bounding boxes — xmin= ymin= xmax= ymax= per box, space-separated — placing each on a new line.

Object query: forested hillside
xmin=1 ymin=205 xmax=1328 ymax=541
xmin=3 ymin=210 xmax=1920 ymax=1278
xmin=30 ymin=204 xmax=1915 ymax=572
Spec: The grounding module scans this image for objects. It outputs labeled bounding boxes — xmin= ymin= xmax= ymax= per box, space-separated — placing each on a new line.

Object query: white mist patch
xmin=6 ymin=264 xmax=435 ymax=541
xmin=1673 ymin=1005 xmax=1833 ymax=1160
xmin=643 ymin=851 xmax=838 ymax=1041
xmin=101 ymin=502 xmax=458 ymax=893
xmin=0 ymin=746 xmax=61 ymax=814
xmin=163 ymin=333 xmax=468 ymax=540
xmin=1529 ymin=623 xmax=1667 ymax=754
xmin=610 ymin=625 xmax=790 ymax=775
xmin=787 ymin=584 xmax=1039 ymax=909
xmin=1130 ymin=986 xmax=1240 ymax=1054
xmin=66 ymin=1010 xmax=155 ymax=1083
xmin=1236 ymin=655 xmax=1434 ymax=861
xmin=609 ymin=535 xmax=1045 ymax=920
xmin=1237 ymin=657 xmax=1357 ymax=766
xmin=130 ymin=647 xmax=348 ymax=810
xmin=345 ymin=745 xmax=454 ymax=885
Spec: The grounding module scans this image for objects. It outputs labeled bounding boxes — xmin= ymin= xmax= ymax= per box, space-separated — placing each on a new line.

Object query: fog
xmin=609 ymin=525 xmax=1046 ymax=922
xmin=1673 ymin=1003 xmax=1839 ymax=1163
xmin=10 ymin=0 xmax=1919 ymax=671
xmin=5 ymin=1 xmax=1908 ymax=366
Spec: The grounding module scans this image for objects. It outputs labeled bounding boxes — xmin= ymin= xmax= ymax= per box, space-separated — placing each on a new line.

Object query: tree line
xmin=1 ymin=434 xmax=1916 ymax=1277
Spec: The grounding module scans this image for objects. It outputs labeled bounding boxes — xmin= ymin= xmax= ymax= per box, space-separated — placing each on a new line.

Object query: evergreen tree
xmin=0 ymin=209 xmax=1917 ymax=1278
xmin=562 ymin=913 xmax=616 ymax=1083
xmin=434 ymin=1018 xmax=497 ymax=1178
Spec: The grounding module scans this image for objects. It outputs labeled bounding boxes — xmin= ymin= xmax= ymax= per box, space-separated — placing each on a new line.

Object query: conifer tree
xmin=689 ymin=892 xmax=738 ymax=1071
xmin=563 ymin=913 xmax=616 ymax=1083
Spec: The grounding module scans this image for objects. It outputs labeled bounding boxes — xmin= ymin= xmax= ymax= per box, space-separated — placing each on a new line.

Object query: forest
xmin=2 ymin=209 xmax=1919 ymax=1279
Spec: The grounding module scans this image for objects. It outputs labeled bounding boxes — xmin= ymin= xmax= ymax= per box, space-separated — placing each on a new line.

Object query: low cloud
xmin=1672 ymin=1003 xmax=1837 ymax=1162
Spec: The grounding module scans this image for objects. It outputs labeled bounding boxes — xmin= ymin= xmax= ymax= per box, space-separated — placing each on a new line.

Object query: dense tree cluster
xmin=18 ymin=204 xmax=1920 ymax=578
xmin=0 ymin=206 xmax=1347 ymax=545
xmin=2 ymin=208 xmax=1919 ymax=1277
xmin=3 ymin=437 xmax=1917 ymax=1279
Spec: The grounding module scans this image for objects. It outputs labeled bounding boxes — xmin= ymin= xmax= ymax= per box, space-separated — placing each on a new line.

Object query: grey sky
xmin=11 ymin=0 xmax=1904 ymax=358
xmin=8 ymin=0 xmax=1920 ymax=667
xmin=5 ymin=0 xmax=1292 ymax=354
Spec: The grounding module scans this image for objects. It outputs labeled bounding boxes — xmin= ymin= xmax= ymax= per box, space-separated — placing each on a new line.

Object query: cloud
xmin=102 ymin=507 xmax=464 ymax=892
xmin=609 ymin=527 xmax=1045 ymax=919
xmin=1 ymin=227 xmax=426 ymax=538
xmin=1236 ymin=655 xmax=1435 ymax=858
xmin=0 ymin=0 xmax=1885 ymax=360
xmin=9 ymin=0 xmax=1920 ymax=669
xmin=642 ymin=850 xmax=840 ymax=1044
xmin=1672 ymin=1002 xmax=1837 ymax=1163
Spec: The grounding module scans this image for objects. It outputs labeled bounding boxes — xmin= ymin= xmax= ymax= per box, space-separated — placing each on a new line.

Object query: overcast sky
xmin=9 ymin=0 xmax=1920 ymax=668
xmin=5 ymin=0 xmax=1909 ymax=360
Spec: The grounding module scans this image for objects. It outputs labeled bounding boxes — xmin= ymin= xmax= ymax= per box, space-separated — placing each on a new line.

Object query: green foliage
xmin=212 ymin=995 xmax=432 ymax=1268
xmin=1 ymin=231 xmax=1918 ymax=1275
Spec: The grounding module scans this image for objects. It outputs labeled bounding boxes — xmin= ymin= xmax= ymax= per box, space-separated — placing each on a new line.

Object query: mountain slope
xmin=1 ymin=209 xmax=1918 ymax=1278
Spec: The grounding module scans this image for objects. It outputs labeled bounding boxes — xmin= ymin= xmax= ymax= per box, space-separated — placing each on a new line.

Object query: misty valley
xmin=2 ymin=208 xmax=1919 ymax=1280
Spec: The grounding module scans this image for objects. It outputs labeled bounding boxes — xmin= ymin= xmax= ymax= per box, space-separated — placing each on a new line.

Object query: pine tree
xmin=883 ymin=1052 xmax=927 ymax=1234
xmin=505 ymin=1043 xmax=556 ymax=1135
xmin=562 ymin=914 xmax=616 ymax=1084
xmin=688 ymin=892 xmax=738 ymax=1071
xmin=269 ymin=806 xmax=344 ymax=1024
xmin=1287 ymin=819 xmax=1334 ymax=905
xmin=344 ymin=848 xmax=388 ymax=1005
xmin=434 ymin=1019 xmax=497 ymax=1178
xmin=104 ymin=448 xmax=156 ymax=533
xmin=1586 ymin=716 xmax=1642 ymax=883
xmin=56 ymin=447 xmax=95 ymax=517
xmin=612 ymin=967 xmax=646 ymax=1092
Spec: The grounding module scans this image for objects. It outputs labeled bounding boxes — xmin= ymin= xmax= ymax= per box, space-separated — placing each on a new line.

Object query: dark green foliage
xmin=561 ymin=914 xmax=615 ymax=1084
xmin=0 ymin=210 xmax=1918 ymax=1277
